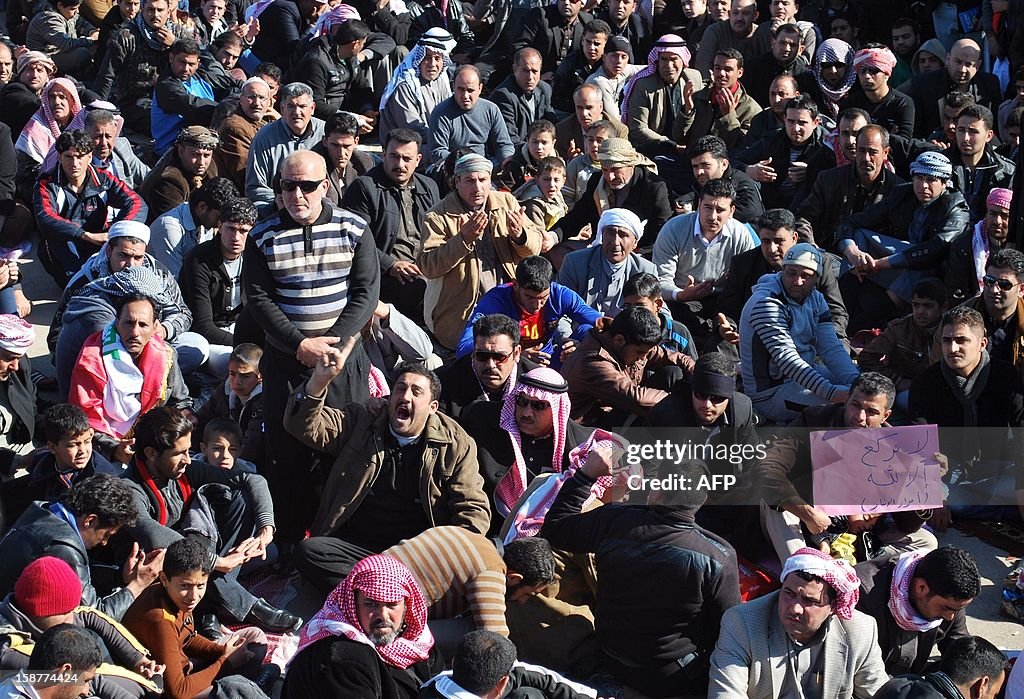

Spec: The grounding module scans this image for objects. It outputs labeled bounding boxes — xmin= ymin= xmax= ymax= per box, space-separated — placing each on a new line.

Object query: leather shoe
xmin=254 ymin=663 xmax=281 ymax=694
xmin=196 ymin=613 xmax=225 ymax=642
xmin=244 ymin=598 xmax=302 ymax=633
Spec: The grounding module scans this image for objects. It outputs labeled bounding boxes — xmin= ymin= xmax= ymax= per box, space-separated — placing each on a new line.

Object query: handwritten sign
xmin=810 ymin=425 xmax=942 ymax=516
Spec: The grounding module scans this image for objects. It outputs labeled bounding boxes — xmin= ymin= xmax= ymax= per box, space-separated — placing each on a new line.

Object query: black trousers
xmin=293 ymin=536 xmax=379 ymax=595
xmin=379 ymin=273 xmax=425 ymax=327
xmin=260 ymin=342 xmax=370 ymax=543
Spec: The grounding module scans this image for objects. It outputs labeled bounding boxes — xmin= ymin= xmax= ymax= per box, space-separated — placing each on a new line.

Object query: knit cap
xmin=909 ymin=151 xmax=952 ymax=180
xmin=15 ymin=557 xmax=82 ymax=617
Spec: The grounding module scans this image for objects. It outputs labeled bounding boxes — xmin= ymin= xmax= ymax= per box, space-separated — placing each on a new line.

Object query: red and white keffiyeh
xmin=853 ymin=47 xmax=897 ymax=76
xmin=16 ymin=78 xmax=82 ymax=164
xmin=369 ymin=365 xmax=390 ymax=398
xmin=781 ymin=547 xmax=861 ymax=620
xmin=0 ymin=315 xmax=34 ymax=354
xmin=296 ymin=555 xmax=434 ymax=669
xmin=888 ymin=551 xmax=943 ymax=632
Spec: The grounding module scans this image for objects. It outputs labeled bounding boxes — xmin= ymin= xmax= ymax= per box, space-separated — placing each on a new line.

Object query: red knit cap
xmin=15 ymin=557 xmax=83 ymax=617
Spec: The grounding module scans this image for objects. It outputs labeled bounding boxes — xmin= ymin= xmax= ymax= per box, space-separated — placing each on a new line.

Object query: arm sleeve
xmin=428 ymin=109 xmax=454 ymax=167
xmin=418 ymin=215 xmax=475 ymax=278
xmin=707 ymin=608 xmax=755 ymax=698
xmin=540 ymin=470 xmax=620 ymax=552
xmin=154 ymin=79 xmax=217 ymax=124
xmin=75 ymin=609 xmax=147 ymax=668
xmin=243 ymin=135 xmax=275 ymax=205
xmin=465 ymin=569 xmax=510 ymax=636
xmin=34 ymin=177 xmax=85 ymax=241
xmin=241 ymin=239 xmax=308 ymax=353
xmin=754 ymin=438 xmax=804 ymax=508
xmin=282 ymin=388 xmax=351 ymax=455
xmin=653 ymin=222 xmax=684 ymax=300
xmin=178 ymin=256 xmax=235 ymax=346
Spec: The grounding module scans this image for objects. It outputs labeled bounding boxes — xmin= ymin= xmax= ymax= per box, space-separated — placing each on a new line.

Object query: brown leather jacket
xmin=283 ymin=388 xmax=491 ymax=537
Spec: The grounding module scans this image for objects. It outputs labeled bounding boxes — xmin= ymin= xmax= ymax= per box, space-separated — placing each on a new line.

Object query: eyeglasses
xmin=473 ymin=350 xmax=514 ymax=364
xmin=280 ymin=178 xmax=325 ymax=193
xmin=693 ymin=391 xmax=729 ymax=404
xmin=983 ymin=275 xmax=1016 ymax=291
xmin=515 ymin=394 xmax=550 ymax=411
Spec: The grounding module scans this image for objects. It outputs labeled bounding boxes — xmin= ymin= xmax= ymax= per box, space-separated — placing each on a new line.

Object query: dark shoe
xmin=254 ymin=663 xmax=281 ymax=694
xmin=244 ymin=598 xmax=302 ymax=633
xmin=196 ymin=613 xmax=225 ymax=642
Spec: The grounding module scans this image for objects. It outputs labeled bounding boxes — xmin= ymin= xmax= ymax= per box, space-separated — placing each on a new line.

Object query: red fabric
xmin=518 ymin=307 xmax=543 ymax=349
xmin=135 ymin=457 xmax=192 ymax=526
xmin=69 ymin=329 xmax=173 ymax=438
xmin=712 ymin=81 xmax=741 ymax=112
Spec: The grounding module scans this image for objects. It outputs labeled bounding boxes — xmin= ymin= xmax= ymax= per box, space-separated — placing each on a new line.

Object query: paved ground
xmin=19 ymin=253 xmax=1024 ymax=654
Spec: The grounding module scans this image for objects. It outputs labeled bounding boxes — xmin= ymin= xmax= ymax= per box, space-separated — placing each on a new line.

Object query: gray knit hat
xmin=910 ymin=151 xmax=952 ymax=180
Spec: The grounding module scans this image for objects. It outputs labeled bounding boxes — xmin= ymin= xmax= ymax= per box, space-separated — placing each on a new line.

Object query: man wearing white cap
xmin=739 ymin=242 xmax=859 ymax=424
xmin=0 ymin=315 xmax=38 ymax=476
xmin=378 ymin=28 xmax=456 ymax=142
xmin=420 ymin=152 xmax=543 ymax=351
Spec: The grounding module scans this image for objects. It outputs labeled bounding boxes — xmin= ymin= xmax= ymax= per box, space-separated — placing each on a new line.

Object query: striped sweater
xmin=739 ymin=272 xmax=858 ymax=401
xmin=243 ymin=201 xmax=380 ymax=354
xmin=384 ymin=526 xmax=509 ymax=637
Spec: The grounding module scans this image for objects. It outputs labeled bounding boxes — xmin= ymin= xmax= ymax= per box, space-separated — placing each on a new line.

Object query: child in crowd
xmin=857 ymin=278 xmax=947 ymax=413
xmin=622 ymin=272 xmax=699 ymax=361
xmin=193 ymin=343 xmax=264 ymax=465
xmin=123 ymin=538 xmax=275 ymax=699
xmin=195 ymin=418 xmax=256 ymax=473
xmin=497 ymin=119 xmax=557 ymax=191
xmin=21 ymin=404 xmax=119 ymax=506
xmin=516 ymin=156 xmax=569 ymax=253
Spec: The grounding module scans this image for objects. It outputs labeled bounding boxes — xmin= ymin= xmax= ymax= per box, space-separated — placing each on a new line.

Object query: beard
xmin=369 ymin=622 xmax=403 ymax=647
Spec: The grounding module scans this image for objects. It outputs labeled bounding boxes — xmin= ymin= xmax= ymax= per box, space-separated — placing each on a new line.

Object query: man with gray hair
xmin=420 ymin=152 xmax=543 ymax=351
xmin=215 ymin=77 xmax=275 ymax=190
xmin=427 ymin=64 xmax=515 ymax=168
xmin=85 ymin=106 xmax=151 ymax=190
xmin=378 ymin=28 xmax=456 ymax=142
xmin=245 ymin=82 xmax=325 ymax=205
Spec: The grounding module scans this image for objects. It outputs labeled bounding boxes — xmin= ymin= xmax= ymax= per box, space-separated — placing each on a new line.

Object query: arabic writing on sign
xmin=810 ymin=425 xmax=942 ymax=516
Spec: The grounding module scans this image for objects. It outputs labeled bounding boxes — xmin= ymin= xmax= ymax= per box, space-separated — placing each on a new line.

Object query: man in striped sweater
xmin=739 ymin=242 xmax=859 ymax=424
xmin=243 ymin=149 xmax=380 ymax=554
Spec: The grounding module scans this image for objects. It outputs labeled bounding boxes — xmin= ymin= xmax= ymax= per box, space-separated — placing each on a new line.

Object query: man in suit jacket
xmin=709 ymin=547 xmax=889 ymax=699
xmin=514 ymin=1 xmax=592 ymax=76
xmin=489 ymin=48 xmax=556 ymax=146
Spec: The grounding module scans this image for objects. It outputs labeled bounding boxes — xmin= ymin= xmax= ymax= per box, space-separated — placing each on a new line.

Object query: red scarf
xmin=136 ymin=458 xmax=192 ymax=526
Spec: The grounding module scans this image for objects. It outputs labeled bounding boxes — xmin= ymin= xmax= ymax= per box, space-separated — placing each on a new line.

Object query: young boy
xmin=22 ymin=404 xmax=119 ymax=505
xmin=516 ymin=156 xmax=569 ymax=252
xmin=123 ymin=538 xmax=274 ymax=699
xmin=622 ymin=272 xmax=699 ymax=361
xmin=496 ymin=119 xmax=557 ymax=191
xmin=858 ymin=278 xmax=946 ymax=412
xmin=195 ymin=419 xmax=256 ymax=473
xmin=194 ymin=343 xmax=264 ymax=464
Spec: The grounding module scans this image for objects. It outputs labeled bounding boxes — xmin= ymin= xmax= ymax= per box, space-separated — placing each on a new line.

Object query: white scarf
xmin=971 ymin=220 xmax=989 ymax=295
xmin=100 ymin=322 xmax=145 ymax=436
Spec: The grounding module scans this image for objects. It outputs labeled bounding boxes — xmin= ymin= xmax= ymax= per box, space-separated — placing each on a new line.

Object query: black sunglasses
xmin=983 ymin=275 xmax=1016 ymax=291
xmin=693 ymin=390 xmax=729 ymax=405
xmin=515 ymin=394 xmax=550 ymax=411
xmin=280 ymin=178 xmax=325 ymax=193
xmin=473 ymin=350 xmax=513 ymax=364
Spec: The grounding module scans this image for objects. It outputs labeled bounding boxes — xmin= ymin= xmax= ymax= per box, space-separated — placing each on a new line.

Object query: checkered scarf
xmin=781 ymin=547 xmax=861 ymax=620
xmin=380 ymin=28 xmax=455 ymax=113
xmin=495 ymin=367 xmax=572 ymax=515
xmin=812 ymin=39 xmax=857 ymax=117
xmin=296 ymin=555 xmax=434 ymax=669
xmin=620 ymin=34 xmax=691 ymax=122
xmin=0 ymin=315 xmax=34 ymax=354
xmin=16 ymin=78 xmax=82 ymax=164
xmin=888 ymin=551 xmax=943 ymax=632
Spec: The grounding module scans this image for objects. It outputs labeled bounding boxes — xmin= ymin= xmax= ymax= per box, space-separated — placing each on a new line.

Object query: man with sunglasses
xmin=244 ymin=148 xmax=379 ymax=560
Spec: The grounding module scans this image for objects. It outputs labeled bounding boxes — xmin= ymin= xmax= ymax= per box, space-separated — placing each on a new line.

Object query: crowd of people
xmin=0 ymin=0 xmax=1021 ymax=695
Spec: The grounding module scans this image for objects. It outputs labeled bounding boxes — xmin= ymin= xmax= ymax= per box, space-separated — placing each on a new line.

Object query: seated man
xmin=213 ymin=77 xmax=275 ymax=190
xmin=1 ymin=624 xmax=101 ymax=699
xmin=138 ymin=126 xmax=221 ymax=223
xmin=515 ymin=0 xmax=592 ymax=78
xmin=377 ymin=28 xmax=455 ymax=142
xmin=585 ymin=35 xmax=644 ymax=118
xmin=419 ymin=153 xmax=543 ymax=352
xmin=622 ymin=272 xmax=698 ymax=358
xmin=838 ymin=151 xmax=969 ymax=332
xmin=286 ymin=343 xmax=490 ymax=588
xmin=562 ymin=306 xmax=695 ymax=428
xmin=858 ymin=278 xmax=946 ymax=412
xmin=179 ymin=197 xmax=256 ymax=379
xmin=709 ymin=547 xmax=888 ymax=698
xmin=680 ymin=134 xmax=763 ymax=225
xmin=756 ymin=372 xmax=937 ymax=563
xmin=873 ymin=636 xmax=1007 ymax=699
xmin=946 ymin=188 xmax=1013 ymax=303
xmin=856 ymin=546 xmax=977 ymax=676
xmin=654 ymin=178 xmax=759 ymax=344
xmin=462 ymin=366 xmax=597 ymax=521
xmin=85 ymin=105 xmax=151 ymax=191
xmin=846 ymin=45 xmax=915 ymax=137
xmin=427 ymin=65 xmax=514 ymax=170
xmin=743 ymin=74 xmax=799 ymax=148
xmin=293 ymin=19 xmax=381 ymax=122
xmin=490 ymin=48 xmax=556 ymax=147
xmin=437 ymin=313 xmax=536 ymax=419
xmin=149 ymin=176 xmax=236 ymax=278
xmin=740 ymin=22 xmax=807 ymax=107
xmin=557 ymin=208 xmax=656 ymax=316
xmin=551 ymin=21 xmax=610 ymax=116
xmin=152 ymin=39 xmax=218 ymax=156
xmin=312 ymin=111 xmax=375 ymax=206
xmin=909 ymin=306 xmax=1024 ymax=526
xmin=945 ymin=105 xmax=1015 ymax=224
xmin=718 ymin=208 xmax=847 ymax=346
xmin=542 ymin=456 xmax=739 ymax=697
xmin=122 ymin=407 xmax=300 ymax=635
xmin=421 ymin=630 xmax=600 ymax=698
xmin=35 ymin=129 xmax=148 ymax=286
xmin=284 ymin=555 xmax=444 ymax=698
xmin=549 ymin=138 xmax=672 ymax=249
xmin=69 ymin=294 xmax=192 ymax=441
xmin=674 ymin=48 xmax=761 ymax=151
xmin=455 ymin=256 xmax=601 ymax=366
xmin=739 ymin=243 xmax=859 ymax=424
xmin=553 ymin=82 xmax=629 ymax=158
xmin=0 ymin=474 xmax=160 ymax=621
xmin=796 ymin=123 xmax=902 ymax=253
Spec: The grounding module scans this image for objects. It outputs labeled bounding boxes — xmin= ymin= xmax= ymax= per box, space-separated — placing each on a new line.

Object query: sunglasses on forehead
xmin=515 ymin=394 xmax=551 ymax=411
xmin=280 ymin=178 xmax=325 ymax=193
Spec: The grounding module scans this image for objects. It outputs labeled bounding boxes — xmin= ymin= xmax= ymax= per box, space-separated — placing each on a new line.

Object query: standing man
xmin=243 ymin=149 xmax=379 ymax=558
xmin=342 ymin=129 xmax=440 ymax=326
